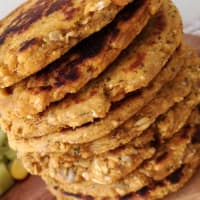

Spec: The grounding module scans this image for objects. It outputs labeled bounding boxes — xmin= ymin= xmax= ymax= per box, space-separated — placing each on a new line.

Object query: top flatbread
xmin=0 ymin=0 xmax=133 ymax=87
xmin=0 ymin=0 xmax=162 ymax=117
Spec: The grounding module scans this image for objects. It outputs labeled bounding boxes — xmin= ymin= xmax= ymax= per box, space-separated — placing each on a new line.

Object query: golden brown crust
xmin=129 ymin=156 xmax=200 ymax=200
xmin=0 ymin=0 xmax=133 ymax=88
xmin=22 ymin=144 xmax=155 ymax=184
xmin=24 ymin=52 xmax=194 ymax=144
xmin=6 ymin=44 xmax=199 ymax=153
xmin=0 ymin=0 xmax=162 ymax=118
xmin=48 ymin=159 xmax=199 ymax=200
xmin=156 ymin=94 xmax=200 ymax=142
xmin=34 ymin=126 xmax=200 ymax=199
xmin=2 ymin=15 xmax=185 ymax=142
xmin=19 ymin=94 xmax=200 ymax=186
xmin=0 ymin=1 xmax=176 ymax=120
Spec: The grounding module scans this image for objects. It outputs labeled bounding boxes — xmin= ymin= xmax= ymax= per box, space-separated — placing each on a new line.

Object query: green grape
xmin=0 ymin=162 xmax=15 ymax=196
xmin=0 ymin=130 xmax=6 ymax=147
xmin=4 ymin=149 xmax=16 ymax=161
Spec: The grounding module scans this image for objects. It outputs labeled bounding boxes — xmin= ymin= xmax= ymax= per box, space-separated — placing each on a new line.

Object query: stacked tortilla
xmin=0 ymin=0 xmax=199 ymax=199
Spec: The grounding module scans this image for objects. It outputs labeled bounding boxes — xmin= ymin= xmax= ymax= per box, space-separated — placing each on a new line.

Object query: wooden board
xmin=1 ymin=170 xmax=200 ymax=200
xmin=1 ymin=35 xmax=200 ymax=200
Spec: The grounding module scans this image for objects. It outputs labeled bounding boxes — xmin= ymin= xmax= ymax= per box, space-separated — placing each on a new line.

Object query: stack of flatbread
xmin=0 ymin=0 xmax=199 ymax=199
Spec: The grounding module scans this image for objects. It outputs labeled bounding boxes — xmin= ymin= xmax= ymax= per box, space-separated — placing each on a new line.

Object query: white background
xmin=0 ymin=0 xmax=200 ymax=34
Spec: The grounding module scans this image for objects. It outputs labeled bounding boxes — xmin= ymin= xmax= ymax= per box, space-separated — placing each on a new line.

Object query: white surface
xmin=0 ymin=0 xmax=200 ymax=34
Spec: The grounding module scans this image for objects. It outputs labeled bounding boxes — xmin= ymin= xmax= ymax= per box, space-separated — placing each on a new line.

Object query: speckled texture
xmin=48 ymin=159 xmax=200 ymax=200
xmin=38 ymin=125 xmax=200 ymax=199
xmin=0 ymin=0 xmax=162 ymax=117
xmin=6 ymin=44 xmax=199 ymax=154
xmin=1 ymin=0 xmax=182 ymax=140
xmin=19 ymin=88 xmax=200 ymax=186
xmin=0 ymin=0 xmax=133 ymax=88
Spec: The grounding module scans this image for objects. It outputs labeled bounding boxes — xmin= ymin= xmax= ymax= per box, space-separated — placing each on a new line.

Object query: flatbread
xmin=6 ymin=45 xmax=199 ymax=153
xmin=156 ymin=92 xmax=200 ymax=142
xmin=5 ymin=44 xmax=187 ymax=152
xmin=5 ymin=44 xmax=191 ymax=145
xmin=48 ymin=160 xmax=200 ymax=200
xmin=44 ymin=45 xmax=197 ymax=144
xmin=22 ymin=144 xmax=155 ymax=184
xmin=0 ymin=0 xmax=161 ymax=118
xmin=127 ymin=157 xmax=200 ymax=200
xmin=39 ymin=126 xmax=200 ymax=199
xmin=1 ymin=0 xmax=181 ymax=131
xmin=20 ymin=110 xmax=200 ymax=186
xmin=0 ymin=0 xmax=133 ymax=87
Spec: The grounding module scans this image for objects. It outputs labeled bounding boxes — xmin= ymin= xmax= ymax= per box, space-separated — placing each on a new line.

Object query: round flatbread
xmin=127 ymin=156 xmax=200 ymax=200
xmin=20 ymin=112 xmax=200 ymax=185
xmin=5 ymin=45 xmax=193 ymax=149
xmin=0 ymin=0 xmax=133 ymax=88
xmin=36 ymin=45 xmax=197 ymax=144
xmin=0 ymin=0 xmax=162 ymax=118
xmin=48 ymin=160 xmax=200 ymax=200
xmin=3 ymin=40 xmax=187 ymax=141
xmin=5 ymin=43 xmax=189 ymax=153
xmin=156 ymin=92 xmax=200 ymax=142
xmin=0 ymin=0 xmax=181 ymax=132
xmin=39 ymin=125 xmax=200 ymax=199
xmin=6 ymin=45 xmax=199 ymax=154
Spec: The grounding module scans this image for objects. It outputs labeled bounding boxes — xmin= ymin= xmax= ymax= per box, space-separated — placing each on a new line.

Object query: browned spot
xmin=180 ymin=127 xmax=190 ymax=139
xmin=137 ymin=186 xmax=150 ymax=196
xmin=128 ymin=53 xmax=146 ymax=71
xmin=155 ymin=12 xmax=166 ymax=31
xmin=0 ymin=0 xmax=48 ymax=45
xmin=38 ymin=85 xmax=53 ymax=91
xmin=62 ymin=191 xmax=94 ymax=200
xmin=155 ymin=181 xmax=165 ymax=187
xmin=192 ymin=126 xmax=200 ymax=144
xmin=0 ymin=0 xmax=74 ymax=46
xmin=120 ymin=193 xmax=135 ymax=200
xmin=3 ymin=87 xmax=14 ymax=95
xmin=45 ymin=0 xmax=72 ymax=16
xmin=156 ymin=152 xmax=168 ymax=163
xmin=64 ymin=7 xmax=78 ymax=20
xmin=198 ymin=104 xmax=200 ymax=112
xmin=167 ymin=166 xmax=184 ymax=184
xmin=19 ymin=38 xmax=38 ymax=52
xmin=24 ymin=0 xmax=145 ymax=93
xmin=116 ymin=0 xmax=145 ymax=22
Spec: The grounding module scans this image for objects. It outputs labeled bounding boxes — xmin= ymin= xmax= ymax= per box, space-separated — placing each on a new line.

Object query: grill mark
xmin=45 ymin=0 xmax=72 ymax=16
xmin=62 ymin=191 xmax=94 ymax=200
xmin=156 ymin=152 xmax=168 ymax=163
xmin=192 ymin=126 xmax=200 ymax=144
xmin=63 ymin=191 xmax=82 ymax=198
xmin=19 ymin=38 xmax=38 ymax=52
xmin=0 ymin=0 xmax=142 ymax=47
xmin=167 ymin=166 xmax=184 ymax=184
xmin=38 ymin=85 xmax=53 ymax=91
xmin=30 ymin=0 xmax=143 ymax=92
xmin=155 ymin=12 xmax=166 ymax=32
xmin=0 ymin=0 xmax=48 ymax=45
xmin=181 ymin=127 xmax=190 ymax=139
xmin=137 ymin=186 xmax=150 ymax=196
xmin=198 ymin=104 xmax=200 ymax=112
xmin=116 ymin=0 xmax=146 ymax=22
xmin=0 ymin=0 xmax=75 ymax=46
xmin=110 ymin=89 xmax=142 ymax=110
xmin=129 ymin=53 xmax=146 ymax=71
xmin=120 ymin=193 xmax=134 ymax=200
xmin=64 ymin=8 xmax=78 ymax=20
xmin=155 ymin=181 xmax=165 ymax=187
